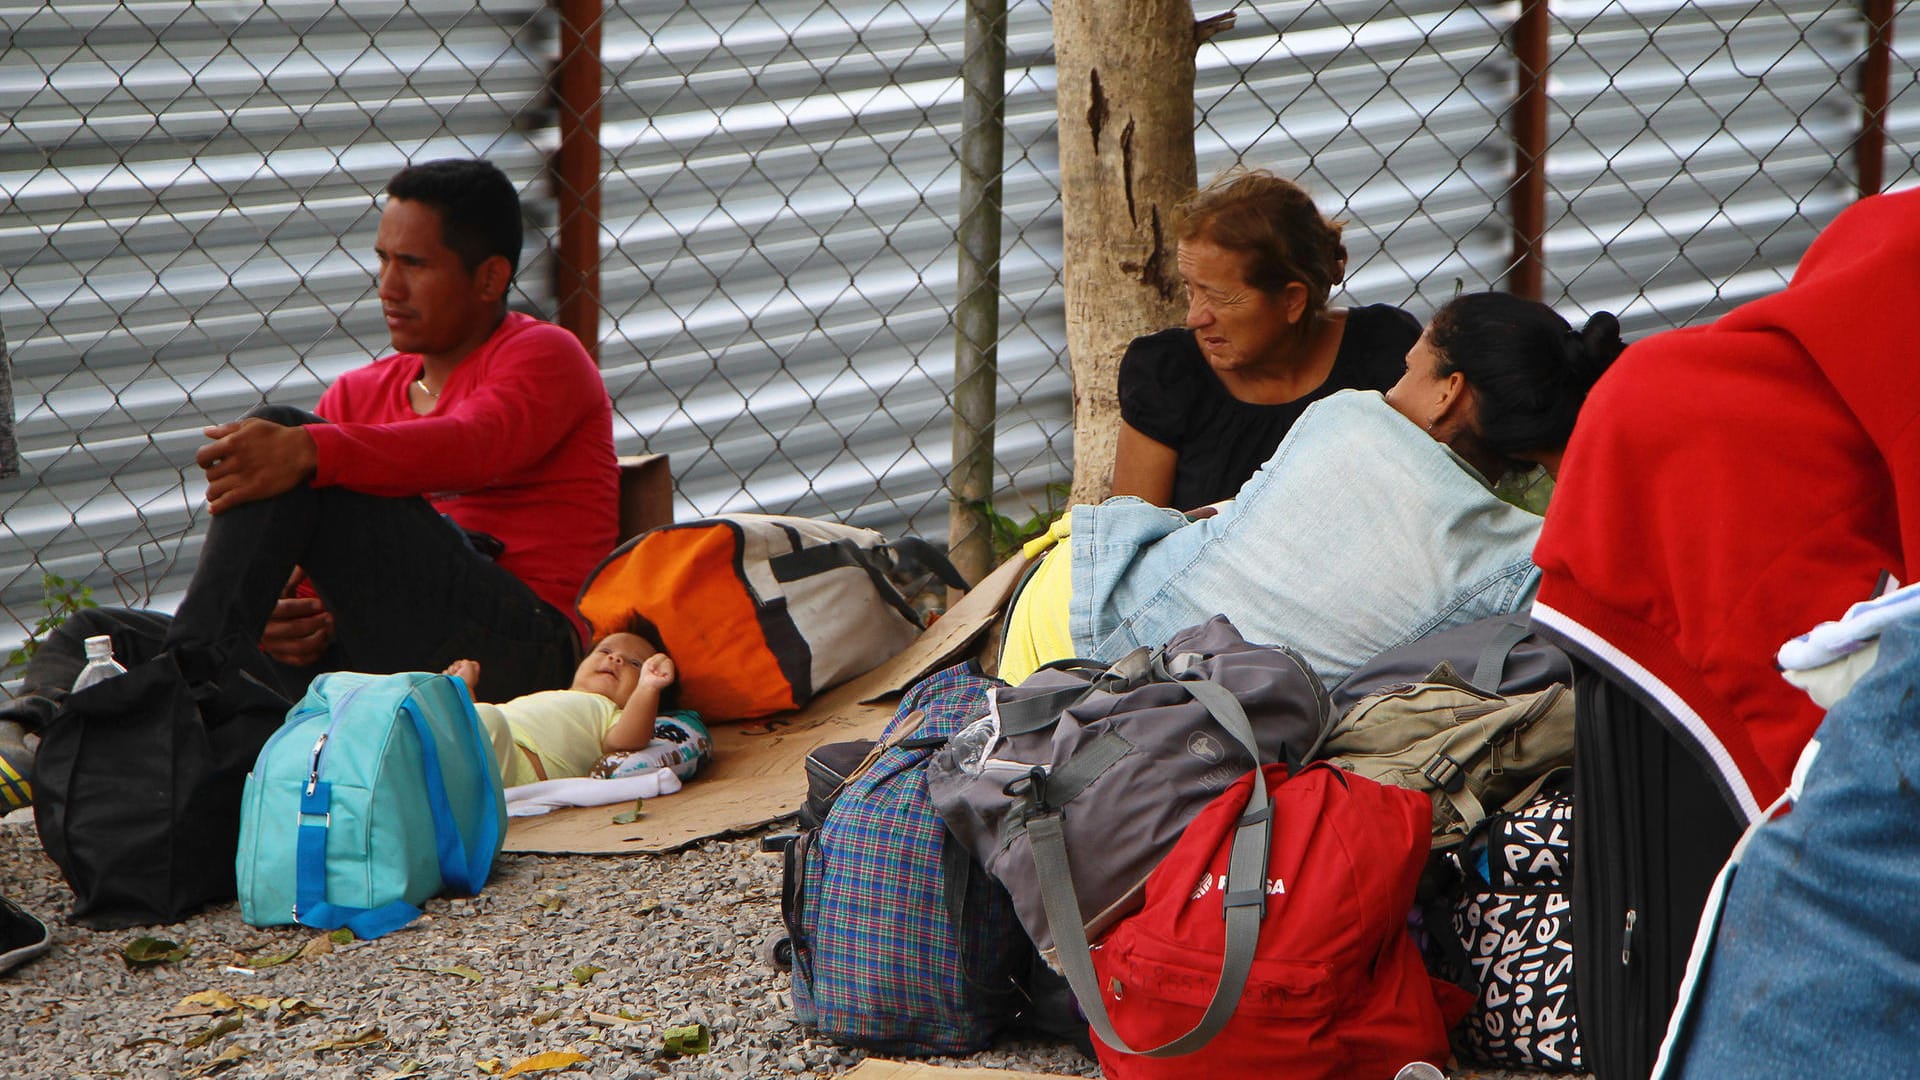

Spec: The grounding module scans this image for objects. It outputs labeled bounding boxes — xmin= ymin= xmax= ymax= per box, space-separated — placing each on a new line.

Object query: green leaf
xmin=328 ymin=928 xmax=355 ymax=945
xmin=122 ymin=937 xmax=191 ymax=968
xmin=661 ymin=1022 xmax=710 ymax=1057
xmin=182 ymin=1016 xmax=244 ymax=1049
xmin=246 ymin=945 xmax=301 ymax=969
xmin=570 ymin=965 xmax=605 ymax=986
xmin=610 ymin=798 xmax=646 ymax=825
xmin=9 ymin=573 xmax=98 ymax=671
xmin=431 ymin=964 xmax=484 ymax=983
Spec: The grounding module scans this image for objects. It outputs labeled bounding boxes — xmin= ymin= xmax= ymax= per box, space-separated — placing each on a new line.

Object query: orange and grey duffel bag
xmin=575 ymin=513 xmax=967 ymax=721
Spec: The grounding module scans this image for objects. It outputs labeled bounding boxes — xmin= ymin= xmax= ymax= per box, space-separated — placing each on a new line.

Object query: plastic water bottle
xmin=70 ymin=635 xmax=126 ymax=692
xmin=946 ymin=714 xmax=998 ymax=775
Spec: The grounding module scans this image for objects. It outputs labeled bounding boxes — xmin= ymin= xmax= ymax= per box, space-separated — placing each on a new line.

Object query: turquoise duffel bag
xmin=236 ymin=671 xmax=506 ymax=939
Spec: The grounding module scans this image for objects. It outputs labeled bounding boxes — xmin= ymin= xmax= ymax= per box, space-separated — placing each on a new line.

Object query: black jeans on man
xmin=159 ymin=405 xmax=578 ymax=703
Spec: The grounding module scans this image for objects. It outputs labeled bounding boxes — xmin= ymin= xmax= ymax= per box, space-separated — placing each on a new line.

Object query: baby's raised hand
xmin=640 ymin=652 xmax=676 ymax=690
xmin=444 ymin=658 xmax=482 ymax=696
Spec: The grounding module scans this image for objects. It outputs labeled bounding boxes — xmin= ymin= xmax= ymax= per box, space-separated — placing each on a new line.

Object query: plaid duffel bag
xmin=781 ymin=662 xmax=1034 ymax=1056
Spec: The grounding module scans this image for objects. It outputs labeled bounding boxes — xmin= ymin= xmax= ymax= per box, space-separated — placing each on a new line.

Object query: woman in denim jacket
xmin=1002 ymin=292 xmax=1624 ymax=687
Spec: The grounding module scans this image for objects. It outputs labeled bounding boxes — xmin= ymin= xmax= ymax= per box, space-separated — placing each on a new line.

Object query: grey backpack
xmin=1329 ymin=614 xmax=1572 ymax=716
xmin=923 ymin=615 xmax=1331 ymax=961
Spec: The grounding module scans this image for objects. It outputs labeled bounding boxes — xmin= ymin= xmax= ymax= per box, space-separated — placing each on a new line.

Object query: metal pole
xmin=1857 ymin=0 xmax=1896 ymax=197
xmin=1508 ymin=0 xmax=1550 ymax=301
xmin=554 ymin=0 xmax=604 ymax=361
xmin=949 ymin=0 xmax=1008 ymax=589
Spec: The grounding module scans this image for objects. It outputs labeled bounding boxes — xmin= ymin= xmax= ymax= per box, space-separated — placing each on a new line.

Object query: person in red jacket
xmin=164 ymin=158 xmax=618 ymax=702
xmin=1528 ymin=186 xmax=1920 ymax=1080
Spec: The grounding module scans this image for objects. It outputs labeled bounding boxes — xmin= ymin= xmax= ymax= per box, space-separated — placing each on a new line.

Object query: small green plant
xmin=8 ymin=572 xmax=98 ymax=669
xmin=970 ymin=481 xmax=1073 ymax=564
xmin=1492 ymin=465 xmax=1555 ymax=516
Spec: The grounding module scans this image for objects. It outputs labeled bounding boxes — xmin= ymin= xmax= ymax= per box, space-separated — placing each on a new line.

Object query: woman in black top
xmin=1110 ymin=169 xmax=1421 ymax=510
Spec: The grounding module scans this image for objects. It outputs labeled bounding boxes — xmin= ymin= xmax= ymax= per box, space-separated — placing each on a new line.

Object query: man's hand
xmin=197 ymin=418 xmax=319 ymax=514
xmin=259 ymin=567 xmax=334 ymax=667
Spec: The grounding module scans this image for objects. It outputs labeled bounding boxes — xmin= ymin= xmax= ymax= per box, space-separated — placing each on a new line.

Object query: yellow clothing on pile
xmin=997 ymin=516 xmax=1077 ymax=685
xmin=474 ymin=689 xmax=618 ymax=789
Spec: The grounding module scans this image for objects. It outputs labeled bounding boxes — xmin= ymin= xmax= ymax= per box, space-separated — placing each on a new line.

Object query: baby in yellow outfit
xmin=447 ymin=629 xmax=677 ymax=790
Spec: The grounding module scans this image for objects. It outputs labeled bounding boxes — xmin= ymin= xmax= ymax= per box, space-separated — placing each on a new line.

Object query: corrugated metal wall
xmin=592 ymin=0 xmax=1069 ymax=537
xmin=1538 ymin=0 xmax=1868 ymax=334
xmin=0 ymin=0 xmax=1912 ymax=659
xmin=0 ymin=1 xmax=554 ymax=620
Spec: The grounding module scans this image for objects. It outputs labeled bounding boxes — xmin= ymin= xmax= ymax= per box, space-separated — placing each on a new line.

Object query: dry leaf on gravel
xmin=185 ymin=1044 xmax=252 ymax=1077
xmin=502 ymin=1049 xmax=590 ymax=1076
xmin=308 ymin=1025 xmax=386 ymax=1053
xmin=164 ymin=990 xmax=244 ymax=1019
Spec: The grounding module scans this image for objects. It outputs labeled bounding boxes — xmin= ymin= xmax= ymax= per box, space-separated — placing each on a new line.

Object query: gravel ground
xmin=0 ymin=814 xmax=1582 ymax=1080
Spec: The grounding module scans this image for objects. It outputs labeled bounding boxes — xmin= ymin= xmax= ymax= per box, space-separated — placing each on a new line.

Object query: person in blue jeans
xmin=1001 ymin=292 xmax=1626 ymax=688
xmin=1665 ymin=605 xmax=1920 ymax=1076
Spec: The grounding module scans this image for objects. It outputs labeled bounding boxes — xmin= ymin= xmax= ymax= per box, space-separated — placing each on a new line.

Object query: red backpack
xmin=1067 ymin=763 xmax=1468 ymax=1078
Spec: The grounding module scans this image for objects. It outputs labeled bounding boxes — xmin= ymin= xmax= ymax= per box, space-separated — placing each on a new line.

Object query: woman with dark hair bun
xmin=1002 ymin=292 xmax=1625 ymax=688
xmin=1111 ymin=168 xmax=1421 ymax=510
xmin=1390 ymin=292 xmax=1625 ymax=482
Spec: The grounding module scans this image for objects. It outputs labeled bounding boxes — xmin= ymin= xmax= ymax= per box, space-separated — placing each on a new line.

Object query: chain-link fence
xmin=1 ymin=0 xmax=1914 ymax=672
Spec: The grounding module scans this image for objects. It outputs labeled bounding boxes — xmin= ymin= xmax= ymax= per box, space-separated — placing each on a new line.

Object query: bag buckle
xmin=1003 ymin=765 xmax=1053 ymax=810
xmin=304 ymin=732 xmax=330 ymax=796
xmin=1421 ymin=751 xmax=1466 ymax=793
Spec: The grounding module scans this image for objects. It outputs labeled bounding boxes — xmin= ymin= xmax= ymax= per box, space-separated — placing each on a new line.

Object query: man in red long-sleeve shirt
xmin=166 ymin=158 xmax=618 ymax=702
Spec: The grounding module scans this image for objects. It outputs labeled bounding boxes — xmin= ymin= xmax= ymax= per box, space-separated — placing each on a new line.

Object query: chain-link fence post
xmin=1509 ymin=0 xmax=1551 ymax=300
xmin=949 ymin=0 xmax=1011 ymax=588
xmin=1859 ymin=0 xmax=1897 ymax=195
xmin=555 ymin=0 xmax=605 ymax=360
xmin=0 ymin=328 xmax=14 ymax=481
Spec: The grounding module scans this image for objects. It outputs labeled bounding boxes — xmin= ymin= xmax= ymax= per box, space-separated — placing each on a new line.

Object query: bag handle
xmin=1469 ymin=617 xmax=1534 ymax=692
xmin=435 ymin=681 xmax=507 ymax=892
xmin=1024 ymin=675 xmax=1274 ymax=1057
xmin=880 ymin=535 xmax=971 ymax=591
xmin=293 ymin=681 xmax=502 ymax=939
xmin=993 ymin=650 xmax=1157 ymax=738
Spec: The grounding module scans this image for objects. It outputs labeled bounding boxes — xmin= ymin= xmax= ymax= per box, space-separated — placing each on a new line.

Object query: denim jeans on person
xmin=1068 ymin=391 xmax=1543 ymax=687
xmin=1669 ymin=608 xmax=1920 ymax=1077
xmin=162 ymin=405 xmax=578 ymax=703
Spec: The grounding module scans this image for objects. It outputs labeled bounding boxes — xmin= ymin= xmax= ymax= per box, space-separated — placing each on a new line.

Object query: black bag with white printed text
xmin=1431 ymin=773 xmax=1584 ymax=1072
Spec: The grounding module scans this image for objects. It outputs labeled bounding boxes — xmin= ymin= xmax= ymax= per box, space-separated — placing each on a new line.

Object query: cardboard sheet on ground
xmin=504 ymin=553 xmax=1029 ymax=854
xmin=841 ymin=1062 xmax=1079 ymax=1080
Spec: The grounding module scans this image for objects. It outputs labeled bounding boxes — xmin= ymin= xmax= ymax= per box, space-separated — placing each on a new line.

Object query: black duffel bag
xmin=32 ymin=609 xmax=290 ymax=928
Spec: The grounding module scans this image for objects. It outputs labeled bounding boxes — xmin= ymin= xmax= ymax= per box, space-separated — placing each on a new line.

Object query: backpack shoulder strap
xmin=1026 ymin=677 xmax=1272 ymax=1058
xmin=1470 ymin=618 xmax=1534 ymax=692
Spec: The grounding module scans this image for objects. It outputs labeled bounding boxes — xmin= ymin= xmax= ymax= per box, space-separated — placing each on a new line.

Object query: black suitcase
xmin=1570 ymin=659 xmax=1743 ymax=1080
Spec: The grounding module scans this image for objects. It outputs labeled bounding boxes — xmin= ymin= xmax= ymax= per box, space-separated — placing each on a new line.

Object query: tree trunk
xmin=1055 ymin=0 xmax=1213 ymax=504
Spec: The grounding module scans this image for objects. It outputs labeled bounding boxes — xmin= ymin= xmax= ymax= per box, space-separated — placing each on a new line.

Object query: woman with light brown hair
xmin=1110 ymin=168 xmax=1420 ymax=510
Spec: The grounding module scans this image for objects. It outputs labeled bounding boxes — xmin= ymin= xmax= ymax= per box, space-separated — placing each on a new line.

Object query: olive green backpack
xmin=1322 ymin=657 xmax=1575 ymax=850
